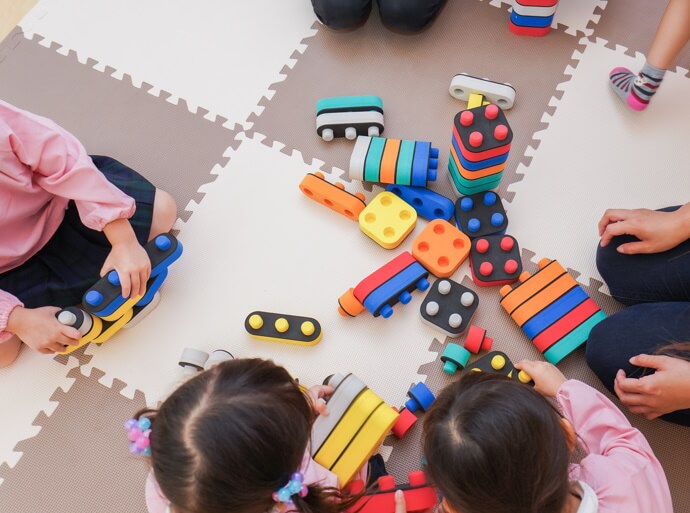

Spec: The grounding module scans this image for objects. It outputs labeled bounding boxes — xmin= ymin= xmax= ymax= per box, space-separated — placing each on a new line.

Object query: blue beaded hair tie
xmin=272 ymin=472 xmax=308 ymax=505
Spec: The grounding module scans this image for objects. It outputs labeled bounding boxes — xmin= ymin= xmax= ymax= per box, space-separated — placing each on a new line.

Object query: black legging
xmin=311 ymin=0 xmax=446 ymax=32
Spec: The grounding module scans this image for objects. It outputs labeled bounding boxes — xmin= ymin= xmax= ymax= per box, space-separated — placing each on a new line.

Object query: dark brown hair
xmin=136 ymin=358 xmax=345 ymax=513
xmin=423 ymin=373 xmax=571 ymax=513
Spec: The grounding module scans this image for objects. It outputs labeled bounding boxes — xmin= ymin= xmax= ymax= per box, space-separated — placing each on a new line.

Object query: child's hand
xmin=614 ymin=354 xmax=690 ymax=419
xmin=394 ymin=490 xmax=407 ymax=513
xmin=515 ymin=360 xmax=567 ymax=398
xmin=7 ymin=306 xmax=81 ymax=354
xmin=598 ymin=207 xmax=690 ymax=254
xmin=100 ymin=240 xmax=151 ymax=298
xmin=307 ymin=385 xmax=334 ymax=416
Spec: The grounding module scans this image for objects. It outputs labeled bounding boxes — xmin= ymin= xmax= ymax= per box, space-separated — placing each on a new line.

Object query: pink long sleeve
xmin=557 ymin=380 xmax=673 ymax=513
xmin=0 ymin=289 xmax=23 ymax=342
xmin=0 ymin=100 xmax=136 ymax=336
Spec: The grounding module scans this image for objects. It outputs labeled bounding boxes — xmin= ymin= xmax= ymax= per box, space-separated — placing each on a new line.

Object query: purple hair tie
xmin=124 ymin=417 xmax=152 ymax=456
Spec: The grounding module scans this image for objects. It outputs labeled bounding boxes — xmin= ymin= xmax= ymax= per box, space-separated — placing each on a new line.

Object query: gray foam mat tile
xmin=0 ymin=368 xmax=149 ymax=513
xmin=0 ymin=28 xmax=240 ymax=225
xmin=247 ymin=2 xmax=585 ymax=203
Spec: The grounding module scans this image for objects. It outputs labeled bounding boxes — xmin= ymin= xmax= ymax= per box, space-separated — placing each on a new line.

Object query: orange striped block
xmin=380 ymin=139 xmax=401 ymax=184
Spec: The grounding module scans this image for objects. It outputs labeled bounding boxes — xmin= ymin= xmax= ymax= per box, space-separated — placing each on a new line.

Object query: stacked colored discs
xmin=448 ymin=104 xmax=512 ymax=196
xmin=509 ymin=0 xmax=558 ymax=36
xmin=350 ymin=136 xmax=439 ymax=187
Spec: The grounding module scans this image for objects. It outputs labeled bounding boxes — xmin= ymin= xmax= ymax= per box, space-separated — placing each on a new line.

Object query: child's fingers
xmin=394 ymin=490 xmax=406 ymax=513
xmin=138 ymin=269 xmax=148 ymax=297
xmin=59 ymin=324 xmax=82 ymax=344
xmin=119 ymin=270 xmax=131 ymax=298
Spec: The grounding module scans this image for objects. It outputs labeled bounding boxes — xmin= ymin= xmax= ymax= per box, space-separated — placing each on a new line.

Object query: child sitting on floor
xmin=415 ymin=360 xmax=672 ymax=513
xmin=0 ymin=99 xmax=177 ymax=366
xmin=131 ymin=358 xmax=357 ymax=513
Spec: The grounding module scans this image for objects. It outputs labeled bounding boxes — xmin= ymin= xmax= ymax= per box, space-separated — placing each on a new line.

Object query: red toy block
xmin=392 ymin=407 xmax=418 ymax=439
xmin=532 ymin=298 xmax=601 ymax=352
xmin=346 ymin=471 xmax=437 ymax=513
xmin=452 ymin=104 xmax=513 ymax=162
xmin=353 ymin=252 xmax=418 ymax=304
xmin=470 ymin=235 xmax=522 ymax=287
xmin=463 ymin=325 xmax=493 ymax=354
xmin=412 ymin=219 xmax=471 ymax=278
xmin=509 ymin=21 xmax=551 ymax=36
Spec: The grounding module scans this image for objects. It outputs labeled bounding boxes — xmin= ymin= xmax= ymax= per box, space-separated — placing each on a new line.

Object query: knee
xmin=585 ymin=317 xmax=620 ymax=388
xmin=149 ymin=189 xmax=177 ymax=239
xmin=312 ymin=0 xmax=372 ymax=30
xmin=378 ymin=0 xmax=445 ymax=32
xmin=595 ymin=239 xmax=636 ymax=304
xmin=0 ymin=336 xmax=22 ymax=368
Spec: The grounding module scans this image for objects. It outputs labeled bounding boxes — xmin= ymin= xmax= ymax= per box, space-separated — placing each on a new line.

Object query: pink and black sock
xmin=609 ymin=62 xmax=665 ymax=111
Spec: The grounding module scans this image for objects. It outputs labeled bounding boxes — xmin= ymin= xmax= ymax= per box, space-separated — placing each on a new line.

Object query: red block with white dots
xmin=346 ymin=471 xmax=438 ymax=513
xmin=470 ymin=234 xmax=522 ymax=286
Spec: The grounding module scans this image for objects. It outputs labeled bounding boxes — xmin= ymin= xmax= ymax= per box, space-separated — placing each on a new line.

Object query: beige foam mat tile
xmin=77 ymin=134 xmax=436 ymax=408
xmin=0 ymin=28 xmax=240 ymax=228
xmin=248 ymin=1 xmax=584 ymax=203
xmin=18 ymin=0 xmax=318 ymax=128
xmin=505 ymin=37 xmax=690 ymax=289
xmin=0 ymin=368 xmax=149 ymax=513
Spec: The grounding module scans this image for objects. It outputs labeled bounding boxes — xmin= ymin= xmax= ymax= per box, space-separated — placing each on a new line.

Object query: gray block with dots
xmin=420 ymin=279 xmax=479 ymax=338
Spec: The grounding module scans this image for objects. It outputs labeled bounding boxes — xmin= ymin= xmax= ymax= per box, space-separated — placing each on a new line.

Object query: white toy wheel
xmin=179 ymin=347 xmax=209 ymax=371
xmin=345 ymin=127 xmax=357 ymax=140
xmin=321 ymin=128 xmax=334 ymax=142
xmin=205 ymin=349 xmax=234 ymax=369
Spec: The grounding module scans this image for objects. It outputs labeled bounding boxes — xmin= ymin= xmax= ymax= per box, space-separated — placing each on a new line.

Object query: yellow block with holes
xmin=330 ymin=402 xmax=399 ymax=484
xmin=359 ymin=192 xmax=417 ymax=250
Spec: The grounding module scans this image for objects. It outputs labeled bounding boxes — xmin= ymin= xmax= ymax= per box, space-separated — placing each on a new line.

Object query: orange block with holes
xmin=499 ymin=259 xmax=566 ymax=314
xmin=412 ymin=219 xmax=470 ymax=278
xmin=300 ymin=172 xmax=367 ymax=221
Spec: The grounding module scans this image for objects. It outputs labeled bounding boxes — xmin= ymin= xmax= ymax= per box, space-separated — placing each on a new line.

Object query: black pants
xmin=585 ymin=206 xmax=690 ymax=426
xmin=311 ymin=0 xmax=446 ymax=32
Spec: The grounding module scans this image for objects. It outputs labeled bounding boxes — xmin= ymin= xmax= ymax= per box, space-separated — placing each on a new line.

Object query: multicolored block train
xmin=500 ymin=258 xmax=606 ymax=364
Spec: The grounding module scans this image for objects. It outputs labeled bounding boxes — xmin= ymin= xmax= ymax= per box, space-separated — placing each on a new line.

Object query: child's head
xmin=423 ymin=373 xmax=572 ymax=513
xmin=136 ymin=358 xmax=338 ymax=513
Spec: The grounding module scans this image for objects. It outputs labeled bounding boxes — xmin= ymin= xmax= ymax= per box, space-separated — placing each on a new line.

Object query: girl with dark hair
xmin=131 ymin=358 xmax=356 ymax=513
xmin=418 ymin=360 xmax=672 ymax=513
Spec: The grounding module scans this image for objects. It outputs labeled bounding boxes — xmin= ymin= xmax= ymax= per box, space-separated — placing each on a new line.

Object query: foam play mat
xmin=1 ymin=0 xmax=690 ymax=511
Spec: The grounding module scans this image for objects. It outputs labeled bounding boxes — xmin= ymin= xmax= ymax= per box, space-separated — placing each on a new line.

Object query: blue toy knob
xmin=107 ymin=271 xmax=120 ymax=286
xmin=417 ymin=277 xmax=430 ymax=291
xmin=380 ymin=304 xmax=394 ymax=319
xmin=430 ymin=147 xmax=440 ymax=159
xmin=155 ymin=235 xmax=172 ymax=251
xmin=491 ymin=213 xmax=505 ymax=227
xmin=399 ymin=291 xmax=412 ymax=304
xmin=483 ymin=192 xmax=497 ymax=206
xmin=428 ymin=167 xmax=438 ymax=181
xmin=468 ymin=218 xmax=481 ymax=232
xmin=460 ymin=197 xmax=473 ymax=212
xmin=85 ymin=290 xmax=104 ymax=306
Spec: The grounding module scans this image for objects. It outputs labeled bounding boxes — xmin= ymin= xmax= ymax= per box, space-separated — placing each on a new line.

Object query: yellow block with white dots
xmin=359 ymin=191 xmax=417 ymax=249
xmin=244 ymin=311 xmax=322 ymax=346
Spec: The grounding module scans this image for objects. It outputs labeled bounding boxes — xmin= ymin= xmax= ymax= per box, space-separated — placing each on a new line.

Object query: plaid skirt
xmin=0 ymin=156 xmax=155 ymax=309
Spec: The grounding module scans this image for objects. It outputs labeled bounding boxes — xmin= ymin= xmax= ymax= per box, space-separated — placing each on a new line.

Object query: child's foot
xmin=609 ymin=62 xmax=665 ymax=111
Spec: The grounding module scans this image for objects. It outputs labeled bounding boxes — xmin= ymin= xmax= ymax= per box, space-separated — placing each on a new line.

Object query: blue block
xmin=363 ymin=262 xmax=430 ymax=317
xmin=510 ymin=11 xmax=554 ymax=28
xmin=386 ymin=184 xmax=455 ymax=222
xmin=522 ymin=286 xmax=588 ymax=339
xmin=136 ymin=269 xmax=168 ymax=307
xmin=405 ymin=382 xmax=435 ymax=413
xmin=452 ymin=136 xmax=508 ymax=170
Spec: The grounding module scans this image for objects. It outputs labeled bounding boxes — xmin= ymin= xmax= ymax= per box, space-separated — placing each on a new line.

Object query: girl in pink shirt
xmin=132 ymin=358 xmax=354 ymax=513
xmin=0 ymin=100 xmax=177 ymax=366
xmin=418 ymin=360 xmax=673 ymax=513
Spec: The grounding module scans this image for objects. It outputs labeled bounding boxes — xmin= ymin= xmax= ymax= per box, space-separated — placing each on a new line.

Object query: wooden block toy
xmin=462 ymin=350 xmax=533 ymax=384
xmin=405 ymin=382 xmax=435 ymax=413
xmin=55 ymin=307 xmax=103 ymax=354
xmin=412 ymin=219 xmax=470 ymax=278
xmin=245 ymin=311 xmax=322 ymax=346
xmin=420 ymin=278 xmax=478 ymax=337
xmin=350 ymin=136 xmax=439 ymax=187
xmin=346 ymin=471 xmax=437 ymax=513
xmin=82 ymin=233 xmax=182 ymax=319
xmin=499 ymin=258 xmax=607 ymax=364
xmin=359 ymin=191 xmax=417 ymax=249
xmin=470 ymin=235 xmax=522 ymax=286
xmin=391 ymin=407 xmax=418 ymax=439
xmin=449 ymin=73 xmax=516 ymax=110
xmin=441 ymin=342 xmax=471 ymax=374
xmin=316 ymin=95 xmax=384 ymax=141
xmin=463 ymin=325 xmax=494 ymax=354
xmin=386 ymin=184 xmax=454 ymax=222
xmin=300 ymin=172 xmax=366 ymax=220
xmin=339 ymin=252 xmax=430 ymax=319
xmin=454 ymin=191 xmax=508 ymax=239
xmin=311 ymin=373 xmax=399 ymax=485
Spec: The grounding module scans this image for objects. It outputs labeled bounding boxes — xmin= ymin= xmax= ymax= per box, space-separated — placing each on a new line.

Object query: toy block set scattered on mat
xmin=56 ymin=233 xmax=183 ymax=354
